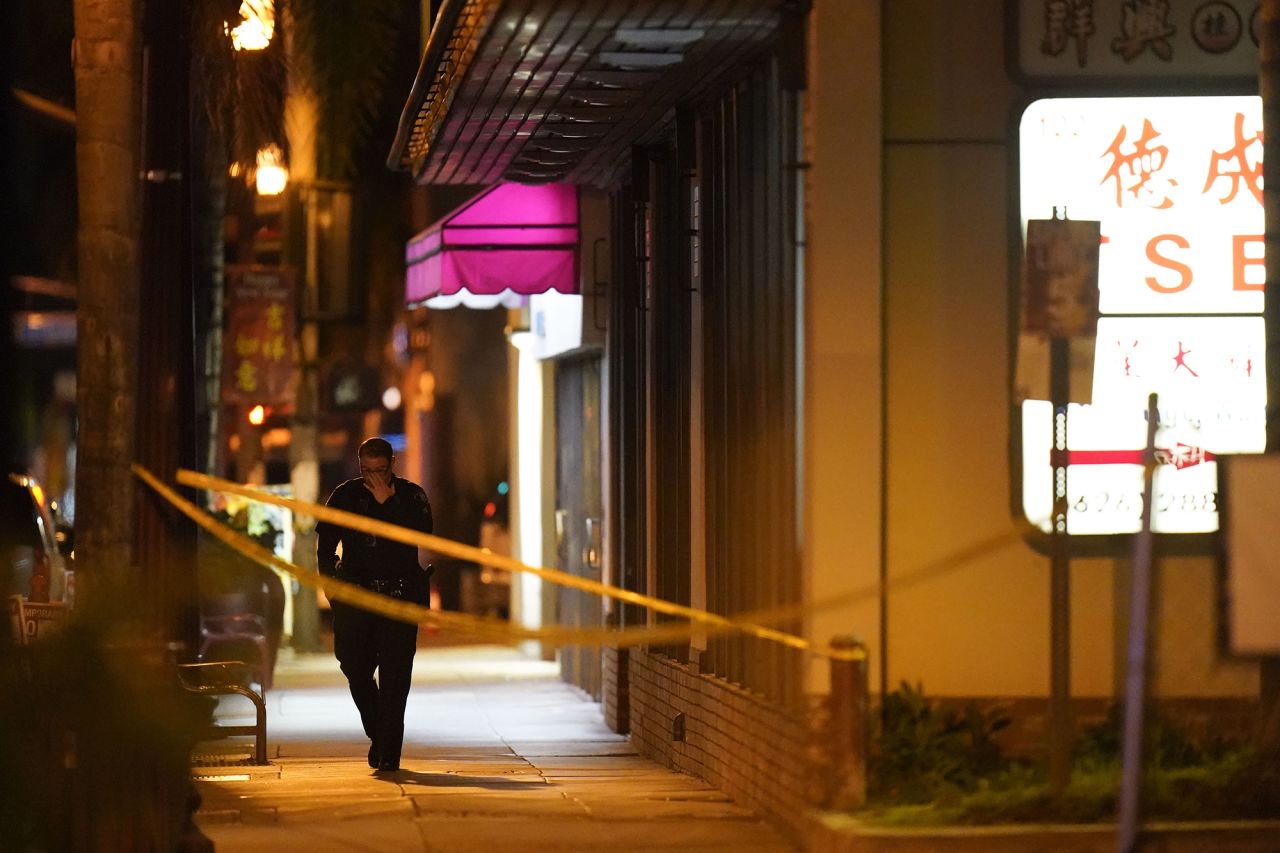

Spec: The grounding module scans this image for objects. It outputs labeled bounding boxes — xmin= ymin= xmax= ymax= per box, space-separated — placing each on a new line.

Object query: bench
xmin=176 ymin=661 xmax=268 ymax=765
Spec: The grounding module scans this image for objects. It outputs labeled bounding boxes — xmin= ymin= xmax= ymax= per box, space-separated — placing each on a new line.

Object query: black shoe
xmin=377 ymin=758 xmax=400 ymax=772
xmin=367 ymin=743 xmax=379 ymax=768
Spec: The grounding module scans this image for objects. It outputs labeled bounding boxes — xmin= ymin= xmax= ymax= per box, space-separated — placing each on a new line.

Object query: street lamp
xmin=225 ymin=0 xmax=275 ymax=52
xmin=255 ymin=145 xmax=288 ymax=196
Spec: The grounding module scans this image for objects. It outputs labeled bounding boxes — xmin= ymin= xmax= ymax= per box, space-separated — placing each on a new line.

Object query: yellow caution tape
xmin=139 ymin=466 xmax=1019 ymax=662
xmin=137 ymin=464 xmax=866 ymax=658
xmin=171 ymin=468 xmax=859 ymax=658
xmin=134 ymin=464 xmax=520 ymax=643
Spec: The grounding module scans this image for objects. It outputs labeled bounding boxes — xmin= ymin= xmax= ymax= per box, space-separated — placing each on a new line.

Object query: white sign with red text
xmin=1022 ymin=398 xmax=1221 ymax=535
xmin=1021 ymin=96 xmax=1262 ymax=314
xmin=1018 ymin=96 xmax=1266 ymax=537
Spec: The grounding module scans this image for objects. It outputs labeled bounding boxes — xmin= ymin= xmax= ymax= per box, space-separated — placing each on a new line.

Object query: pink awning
xmin=405 ymin=183 xmax=579 ymax=307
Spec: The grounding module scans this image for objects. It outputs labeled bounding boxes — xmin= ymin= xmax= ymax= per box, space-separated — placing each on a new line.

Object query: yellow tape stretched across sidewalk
xmin=170 ymin=468 xmax=869 ymax=659
xmin=133 ymin=463 xmax=865 ymax=659
xmin=136 ymin=465 xmax=1023 ymax=662
xmin=133 ymin=464 xmax=517 ymax=643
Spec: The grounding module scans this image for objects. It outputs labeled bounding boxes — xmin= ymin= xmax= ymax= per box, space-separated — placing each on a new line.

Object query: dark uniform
xmin=317 ymin=475 xmax=433 ymax=770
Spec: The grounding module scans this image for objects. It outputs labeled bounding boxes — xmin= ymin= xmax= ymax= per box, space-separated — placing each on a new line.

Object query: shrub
xmin=868 ymin=681 xmax=1012 ymax=804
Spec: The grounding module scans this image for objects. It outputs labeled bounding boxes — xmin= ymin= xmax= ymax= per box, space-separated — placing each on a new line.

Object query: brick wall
xmin=602 ymin=646 xmax=629 ymax=733
xmin=625 ymin=649 xmax=815 ymax=843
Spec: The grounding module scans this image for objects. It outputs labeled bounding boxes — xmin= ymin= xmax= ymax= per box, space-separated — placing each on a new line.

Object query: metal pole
xmin=1048 ymin=336 xmax=1072 ymax=793
xmin=1117 ymin=392 xmax=1160 ymax=853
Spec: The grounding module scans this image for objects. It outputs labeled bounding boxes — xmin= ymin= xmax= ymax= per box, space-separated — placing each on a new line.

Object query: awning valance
xmin=405 ymin=182 xmax=579 ymax=308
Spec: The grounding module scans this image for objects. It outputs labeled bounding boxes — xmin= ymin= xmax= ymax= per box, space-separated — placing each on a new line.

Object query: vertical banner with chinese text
xmin=221 ymin=266 xmax=297 ymax=407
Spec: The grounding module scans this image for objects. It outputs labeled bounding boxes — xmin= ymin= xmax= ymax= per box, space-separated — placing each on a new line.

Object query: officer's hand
xmin=364 ymin=470 xmax=394 ymax=504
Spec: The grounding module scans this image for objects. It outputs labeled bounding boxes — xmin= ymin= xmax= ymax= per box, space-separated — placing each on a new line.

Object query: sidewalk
xmin=193 ymin=646 xmax=797 ymax=852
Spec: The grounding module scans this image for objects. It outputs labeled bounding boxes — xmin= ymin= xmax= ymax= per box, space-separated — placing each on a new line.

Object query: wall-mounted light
xmin=255 ymin=145 xmax=287 ymax=196
xmin=225 ymin=0 xmax=275 ymax=51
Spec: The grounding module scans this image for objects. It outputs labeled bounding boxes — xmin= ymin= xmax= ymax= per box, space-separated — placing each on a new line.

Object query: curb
xmin=805 ymin=813 xmax=1280 ymax=853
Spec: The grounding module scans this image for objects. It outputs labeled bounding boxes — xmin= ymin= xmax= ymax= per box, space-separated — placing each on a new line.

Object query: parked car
xmin=1 ymin=474 xmax=69 ymax=603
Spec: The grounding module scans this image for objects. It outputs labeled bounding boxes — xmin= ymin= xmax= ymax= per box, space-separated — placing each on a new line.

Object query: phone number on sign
xmin=1070 ymin=491 xmax=1217 ymax=515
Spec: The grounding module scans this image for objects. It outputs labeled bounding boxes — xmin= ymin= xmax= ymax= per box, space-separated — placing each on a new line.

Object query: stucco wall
xmin=878 ymin=0 xmax=1256 ymax=699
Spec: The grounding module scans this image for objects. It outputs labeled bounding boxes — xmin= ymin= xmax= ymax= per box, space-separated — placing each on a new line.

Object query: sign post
xmin=1049 ymin=337 xmax=1072 ymax=794
xmin=1117 ymin=392 xmax=1160 ymax=853
xmin=1023 ymin=214 xmax=1101 ymax=792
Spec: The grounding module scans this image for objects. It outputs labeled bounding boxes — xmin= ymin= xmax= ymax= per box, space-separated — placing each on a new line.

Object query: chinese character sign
xmin=1021 ymin=96 xmax=1262 ymax=315
xmin=221 ymin=266 xmax=297 ymax=406
xmin=1018 ymin=0 xmax=1259 ymax=79
xmin=1018 ymin=96 xmax=1266 ymax=537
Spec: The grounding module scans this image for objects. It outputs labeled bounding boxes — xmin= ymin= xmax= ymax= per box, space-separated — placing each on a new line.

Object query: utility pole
xmin=136 ymin=0 xmax=199 ymax=647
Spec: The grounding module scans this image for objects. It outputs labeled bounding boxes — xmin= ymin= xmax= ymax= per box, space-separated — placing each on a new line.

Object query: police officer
xmin=317 ymin=437 xmax=433 ymax=772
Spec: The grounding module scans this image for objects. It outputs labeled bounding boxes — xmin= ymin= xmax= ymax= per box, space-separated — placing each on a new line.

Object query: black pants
xmin=332 ymin=602 xmax=418 ymax=764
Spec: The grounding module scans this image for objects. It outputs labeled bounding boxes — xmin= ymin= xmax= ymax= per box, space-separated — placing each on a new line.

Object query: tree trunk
xmin=73 ymin=0 xmax=142 ymax=591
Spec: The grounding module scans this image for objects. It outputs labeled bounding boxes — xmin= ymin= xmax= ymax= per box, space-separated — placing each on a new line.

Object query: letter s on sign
xmin=1146 ymin=235 xmax=1192 ymax=294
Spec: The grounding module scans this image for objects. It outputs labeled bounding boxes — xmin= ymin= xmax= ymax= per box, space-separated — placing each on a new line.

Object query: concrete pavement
xmin=193 ymin=645 xmax=797 ymax=852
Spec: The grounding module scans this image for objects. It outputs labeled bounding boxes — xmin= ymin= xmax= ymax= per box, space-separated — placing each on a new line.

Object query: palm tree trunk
xmin=73 ymin=0 xmax=142 ymax=588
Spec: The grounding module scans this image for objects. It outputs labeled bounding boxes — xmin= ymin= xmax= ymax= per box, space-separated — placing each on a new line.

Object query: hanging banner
xmin=221 ymin=265 xmax=297 ymax=406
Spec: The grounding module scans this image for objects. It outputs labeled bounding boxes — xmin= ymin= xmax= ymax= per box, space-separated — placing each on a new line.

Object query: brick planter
xmin=626 ymin=650 xmax=814 ymax=844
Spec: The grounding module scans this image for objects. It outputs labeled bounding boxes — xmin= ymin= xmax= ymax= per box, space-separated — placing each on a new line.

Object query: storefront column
xmin=803 ymin=0 xmax=884 ymax=694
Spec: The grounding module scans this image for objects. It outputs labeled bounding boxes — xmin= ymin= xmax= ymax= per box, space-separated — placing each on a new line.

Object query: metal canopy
xmin=387 ymin=0 xmax=783 ymax=188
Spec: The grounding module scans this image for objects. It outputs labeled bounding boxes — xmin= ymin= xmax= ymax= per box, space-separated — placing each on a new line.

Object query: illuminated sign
xmin=1018 ymin=96 xmax=1265 ymax=536
xmin=221 ymin=265 xmax=297 ymax=407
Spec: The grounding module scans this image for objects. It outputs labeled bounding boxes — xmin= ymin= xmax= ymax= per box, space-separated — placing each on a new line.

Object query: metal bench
xmin=177 ymin=661 xmax=268 ymax=765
